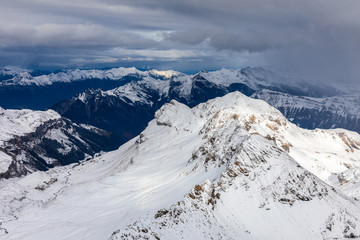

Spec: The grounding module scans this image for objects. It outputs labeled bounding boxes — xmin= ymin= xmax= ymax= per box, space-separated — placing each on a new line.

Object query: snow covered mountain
xmin=51 ymin=68 xmax=350 ymax=147
xmin=51 ymin=73 xmax=255 ymax=140
xmin=0 ymin=67 xmax=183 ymax=109
xmin=199 ymin=67 xmax=340 ymax=97
xmin=0 ymin=67 xmax=183 ymax=86
xmin=253 ymin=89 xmax=360 ymax=133
xmin=0 ymin=107 xmax=122 ymax=179
xmin=0 ymin=66 xmax=341 ymax=110
xmin=1 ymin=92 xmax=360 ymax=239
xmin=0 ymin=66 xmax=339 ymax=97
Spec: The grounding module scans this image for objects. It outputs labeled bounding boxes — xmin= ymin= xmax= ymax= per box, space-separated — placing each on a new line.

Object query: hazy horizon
xmin=1 ymin=0 xmax=360 ymax=84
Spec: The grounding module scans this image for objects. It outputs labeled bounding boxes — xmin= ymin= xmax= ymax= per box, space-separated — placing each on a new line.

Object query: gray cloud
xmin=0 ymin=23 xmax=159 ymax=49
xmin=0 ymin=0 xmax=360 ymax=83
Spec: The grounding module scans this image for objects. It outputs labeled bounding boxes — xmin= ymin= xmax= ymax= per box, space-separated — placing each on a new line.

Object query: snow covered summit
xmin=1 ymin=92 xmax=360 ymax=239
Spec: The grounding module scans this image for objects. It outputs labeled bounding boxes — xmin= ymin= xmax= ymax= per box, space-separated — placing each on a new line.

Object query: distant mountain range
xmin=0 ymin=66 xmax=340 ymax=109
xmin=1 ymin=66 xmax=359 ymax=179
xmin=0 ymin=67 xmax=182 ymax=109
xmin=51 ymin=67 xmax=359 ymax=144
xmin=253 ymin=90 xmax=360 ymax=133
xmin=2 ymin=66 xmax=360 ymax=239
xmin=0 ymin=66 xmax=183 ymax=86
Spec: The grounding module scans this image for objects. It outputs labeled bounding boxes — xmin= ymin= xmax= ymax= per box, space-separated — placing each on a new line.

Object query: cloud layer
xmin=0 ymin=0 xmax=360 ymax=83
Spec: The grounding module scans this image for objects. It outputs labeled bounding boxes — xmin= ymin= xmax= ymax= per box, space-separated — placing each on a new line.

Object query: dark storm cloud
xmin=0 ymin=0 xmax=360 ymax=83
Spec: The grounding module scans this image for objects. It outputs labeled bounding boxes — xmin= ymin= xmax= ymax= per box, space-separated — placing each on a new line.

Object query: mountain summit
xmin=1 ymin=92 xmax=360 ymax=239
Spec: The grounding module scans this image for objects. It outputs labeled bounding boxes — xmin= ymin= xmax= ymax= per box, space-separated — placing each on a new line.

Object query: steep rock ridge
xmin=54 ymin=87 xmax=360 ymax=195
xmin=53 ymin=81 xmax=167 ymax=141
xmin=51 ymin=73 xmax=255 ymax=140
xmin=111 ymin=137 xmax=358 ymax=240
xmin=1 ymin=92 xmax=360 ymax=239
xmin=0 ymin=108 xmax=122 ymax=179
xmin=253 ymin=89 xmax=360 ymax=132
xmin=110 ymin=93 xmax=360 ymax=239
xmin=50 ymin=68 xmax=347 ymax=148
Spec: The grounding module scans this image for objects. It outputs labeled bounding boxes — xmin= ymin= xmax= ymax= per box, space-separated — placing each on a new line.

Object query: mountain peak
xmin=2 ymin=92 xmax=360 ymax=239
xmin=195 ymin=91 xmax=281 ymax=117
xmin=154 ymin=100 xmax=195 ymax=128
xmin=147 ymin=69 xmax=183 ymax=79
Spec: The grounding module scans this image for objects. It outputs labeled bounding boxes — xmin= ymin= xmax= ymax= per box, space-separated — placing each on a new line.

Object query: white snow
xmin=0 ymin=66 xmax=296 ymax=93
xmin=0 ymin=67 xmax=183 ymax=86
xmin=253 ymin=89 xmax=360 ymax=118
xmin=0 ymin=151 xmax=12 ymax=173
xmin=147 ymin=69 xmax=183 ymax=79
xmin=70 ymin=67 xmax=301 ymax=108
xmin=0 ymin=108 xmax=61 ymax=172
xmin=198 ymin=67 xmax=288 ymax=89
xmin=0 ymin=109 xmax=60 ymax=143
xmin=44 ymin=128 xmax=75 ymax=155
xmin=1 ymin=92 xmax=360 ymax=239
xmin=106 ymin=76 xmax=171 ymax=106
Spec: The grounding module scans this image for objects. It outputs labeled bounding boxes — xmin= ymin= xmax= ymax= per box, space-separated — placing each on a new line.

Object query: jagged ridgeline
xmin=50 ymin=67 xmax=353 ymax=145
xmin=1 ymin=67 xmax=359 ymax=180
xmin=1 ymin=92 xmax=360 ymax=239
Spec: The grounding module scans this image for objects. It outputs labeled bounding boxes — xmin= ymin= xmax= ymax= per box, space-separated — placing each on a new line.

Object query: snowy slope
xmin=51 ymin=73 xmax=240 ymax=141
xmin=0 ymin=107 xmax=122 ymax=178
xmin=106 ymin=76 xmax=170 ymax=106
xmin=1 ymin=92 xmax=360 ymax=239
xmin=0 ymin=108 xmax=60 ymax=173
xmin=0 ymin=107 xmax=60 ymax=142
xmin=51 ymin=67 xmax=352 ymax=154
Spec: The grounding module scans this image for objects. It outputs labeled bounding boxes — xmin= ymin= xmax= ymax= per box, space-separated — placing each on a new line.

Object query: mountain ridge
xmin=0 ymin=108 xmax=122 ymax=179
xmin=1 ymin=92 xmax=360 ymax=239
xmin=50 ymin=68 xmax=355 ymax=148
xmin=0 ymin=67 xmax=183 ymax=86
xmin=253 ymin=89 xmax=360 ymax=132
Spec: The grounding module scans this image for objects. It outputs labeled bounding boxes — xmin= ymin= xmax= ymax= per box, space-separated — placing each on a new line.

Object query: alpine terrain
xmin=51 ymin=67 xmax=359 ymax=149
xmin=253 ymin=89 xmax=360 ymax=133
xmin=0 ymin=107 xmax=122 ymax=179
xmin=0 ymin=67 xmax=183 ymax=109
xmin=1 ymin=92 xmax=360 ymax=240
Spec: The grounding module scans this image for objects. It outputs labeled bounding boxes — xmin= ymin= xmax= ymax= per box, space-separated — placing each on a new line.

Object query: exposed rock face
xmin=0 ymin=109 xmax=122 ymax=179
xmin=51 ymin=68 xmax=349 ymax=149
xmin=51 ymin=75 xmax=256 ymax=143
xmin=2 ymin=92 xmax=360 ymax=240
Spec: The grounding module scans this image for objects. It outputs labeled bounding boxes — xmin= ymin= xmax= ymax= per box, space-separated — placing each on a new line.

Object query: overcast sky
xmin=0 ymin=0 xmax=359 ymax=83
